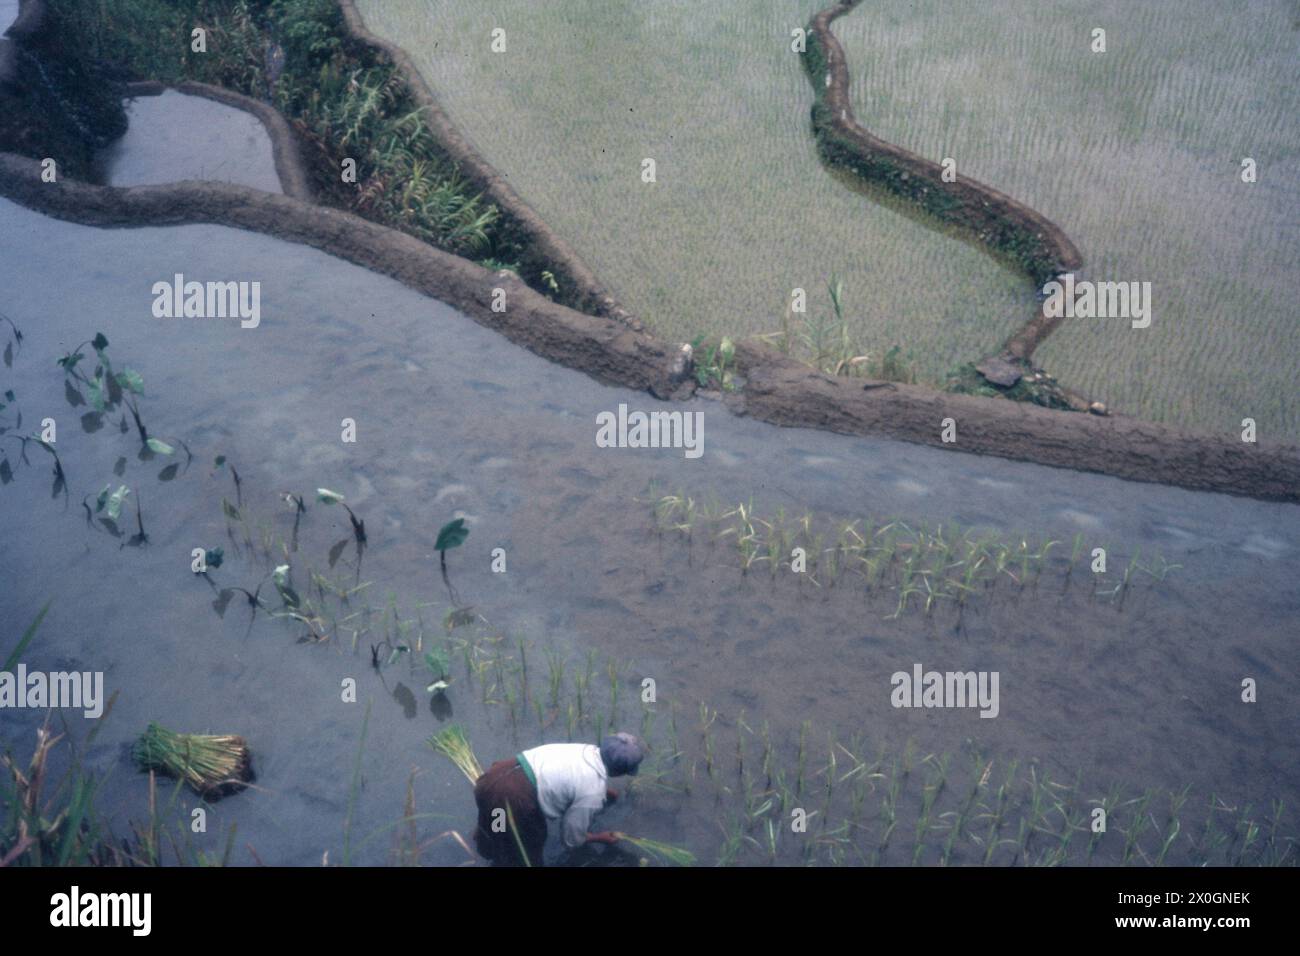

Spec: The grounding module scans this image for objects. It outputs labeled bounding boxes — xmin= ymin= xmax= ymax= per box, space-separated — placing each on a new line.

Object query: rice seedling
xmin=714 ymin=817 xmax=748 ymax=867
xmin=796 ymin=720 xmax=810 ymax=798
xmin=341 ymin=700 xmax=372 ymax=867
xmin=1154 ymin=786 xmax=1190 ymax=865
xmin=516 ymin=639 xmax=529 ymax=702
xmin=617 ymin=833 xmax=696 ymax=866
xmin=504 ymin=684 xmax=518 ymax=733
xmin=545 ymin=648 xmax=565 ymax=710
xmin=760 ymin=720 xmax=774 ymax=788
xmin=607 ymin=660 xmax=620 ymax=721
xmin=1014 ymin=766 xmax=1055 ymax=865
xmin=911 ymin=755 xmax=949 ymax=865
xmin=701 ymin=705 xmax=717 ymax=780
xmin=1117 ymin=548 xmax=1142 ymax=610
xmin=977 ymin=759 xmax=1019 ymax=865
xmin=131 ymin=723 xmax=252 ymax=799
xmin=1062 ymin=532 xmax=1085 ymax=591
xmin=1231 ymin=805 xmax=1260 ymax=867
xmin=426 ymin=724 xmax=483 ymax=785
xmin=1119 ymin=790 xmax=1155 ymax=865
xmin=873 ymin=760 xmax=902 ymax=865
xmin=1195 ymin=794 xmax=1229 ymax=863
xmin=3 ymin=600 xmax=50 ymax=673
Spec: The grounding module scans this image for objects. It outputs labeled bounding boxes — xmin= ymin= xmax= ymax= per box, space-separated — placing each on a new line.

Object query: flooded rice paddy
xmin=821 ymin=0 xmax=1300 ymax=439
xmin=96 ymin=91 xmax=283 ymax=193
xmin=2 ymin=186 xmax=1296 ymax=863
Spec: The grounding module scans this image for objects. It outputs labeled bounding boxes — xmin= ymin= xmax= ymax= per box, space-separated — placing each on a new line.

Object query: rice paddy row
xmin=400 ymin=617 xmax=1294 ymax=867
xmin=644 ymin=489 xmax=1178 ymax=619
xmin=203 ymin=478 xmax=1283 ymax=867
xmin=355 ymin=0 xmax=1037 ymax=386
xmin=5 ymin=467 xmax=1286 ymax=866
xmin=832 ymin=0 xmax=1300 ymax=440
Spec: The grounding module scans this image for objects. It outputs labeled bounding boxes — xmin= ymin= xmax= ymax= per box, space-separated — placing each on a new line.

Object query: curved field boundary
xmin=0 ymin=153 xmax=688 ymax=400
xmin=335 ymin=0 xmax=639 ymax=330
xmin=805 ymin=0 xmax=1082 ymax=360
xmin=3 ymin=152 xmax=1298 ymax=503
xmin=122 ymin=79 xmax=314 ymax=202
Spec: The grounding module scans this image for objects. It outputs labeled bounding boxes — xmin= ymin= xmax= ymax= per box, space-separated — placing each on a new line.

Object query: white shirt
xmin=520 ymin=743 xmax=607 ymax=848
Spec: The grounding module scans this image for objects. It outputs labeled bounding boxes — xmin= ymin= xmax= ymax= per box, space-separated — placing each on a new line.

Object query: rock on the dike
xmin=975 ymin=356 xmax=1023 ymax=388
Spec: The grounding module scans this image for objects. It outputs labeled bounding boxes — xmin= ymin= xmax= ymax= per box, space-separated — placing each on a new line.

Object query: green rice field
xmin=358 ymin=0 xmax=1299 ymax=440
xmin=355 ymin=0 xmax=1039 ymax=386
xmin=835 ymin=0 xmax=1299 ymax=438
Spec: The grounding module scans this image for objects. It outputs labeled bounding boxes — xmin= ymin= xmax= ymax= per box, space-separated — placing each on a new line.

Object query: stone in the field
xmin=975 ymin=356 xmax=1023 ymax=388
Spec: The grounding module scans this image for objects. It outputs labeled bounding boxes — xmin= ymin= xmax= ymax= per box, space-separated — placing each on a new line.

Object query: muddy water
xmin=1 ymin=191 xmax=1296 ymax=863
xmin=97 ymin=92 xmax=283 ymax=193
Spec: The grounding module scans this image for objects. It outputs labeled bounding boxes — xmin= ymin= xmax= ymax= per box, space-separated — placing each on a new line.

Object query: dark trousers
xmin=473 ymin=758 xmax=548 ymax=866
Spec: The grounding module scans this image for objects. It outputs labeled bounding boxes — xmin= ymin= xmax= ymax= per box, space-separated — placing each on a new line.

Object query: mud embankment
xmin=805 ymin=0 xmax=1082 ymax=362
xmin=0 ymin=153 xmax=690 ymax=401
xmin=3 ymin=151 xmax=1298 ymax=503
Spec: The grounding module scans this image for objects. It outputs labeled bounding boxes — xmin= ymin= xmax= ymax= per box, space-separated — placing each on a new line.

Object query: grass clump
xmin=946 ymin=361 xmax=1079 ymax=411
xmin=131 ymin=723 xmax=253 ymax=799
xmin=758 ymin=276 xmax=915 ymax=383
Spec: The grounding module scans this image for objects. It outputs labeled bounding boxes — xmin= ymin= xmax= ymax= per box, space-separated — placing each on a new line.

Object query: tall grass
xmin=52 ymin=0 xmax=502 ymax=257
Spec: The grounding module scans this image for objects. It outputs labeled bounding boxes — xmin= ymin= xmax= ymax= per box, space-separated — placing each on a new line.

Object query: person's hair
xmin=598 ymin=732 xmax=646 ymax=776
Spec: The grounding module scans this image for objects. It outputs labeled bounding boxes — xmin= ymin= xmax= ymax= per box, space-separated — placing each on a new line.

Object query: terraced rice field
xmin=358 ymin=0 xmax=1298 ymax=440
xmin=355 ymin=0 xmax=1039 ymax=386
xmin=834 ymin=0 xmax=1300 ymax=439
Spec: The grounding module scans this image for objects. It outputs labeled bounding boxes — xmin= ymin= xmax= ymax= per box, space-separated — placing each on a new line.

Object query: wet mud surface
xmin=1 ymin=198 xmax=1296 ymax=863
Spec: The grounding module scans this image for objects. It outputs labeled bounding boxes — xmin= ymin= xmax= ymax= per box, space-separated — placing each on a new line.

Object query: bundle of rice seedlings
xmin=618 ymin=834 xmax=696 ymax=867
xmin=131 ymin=723 xmax=253 ymax=799
xmin=427 ymin=724 xmax=483 ymax=784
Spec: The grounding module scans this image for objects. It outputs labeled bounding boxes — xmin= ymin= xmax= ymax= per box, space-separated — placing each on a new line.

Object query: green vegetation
xmin=689 ymin=335 xmax=738 ymax=391
xmin=1 ymin=501 xmax=1287 ymax=866
xmin=357 ymin=0 xmax=1034 ymax=383
xmin=832 ymin=0 xmax=1300 ymax=440
xmin=645 ymin=489 xmax=1179 ymax=618
xmin=0 ymin=1 xmax=129 ymax=178
xmin=44 ymin=0 xmax=506 ymax=259
xmin=803 ymin=30 xmax=1063 ymax=286
xmin=435 ymin=518 xmax=469 ymax=571
xmin=0 ymin=341 xmax=1286 ymax=868
xmin=757 ymin=275 xmax=916 ymax=382
xmin=946 ymin=361 xmax=1078 ymax=411
xmin=616 ymin=834 xmax=697 ymax=867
